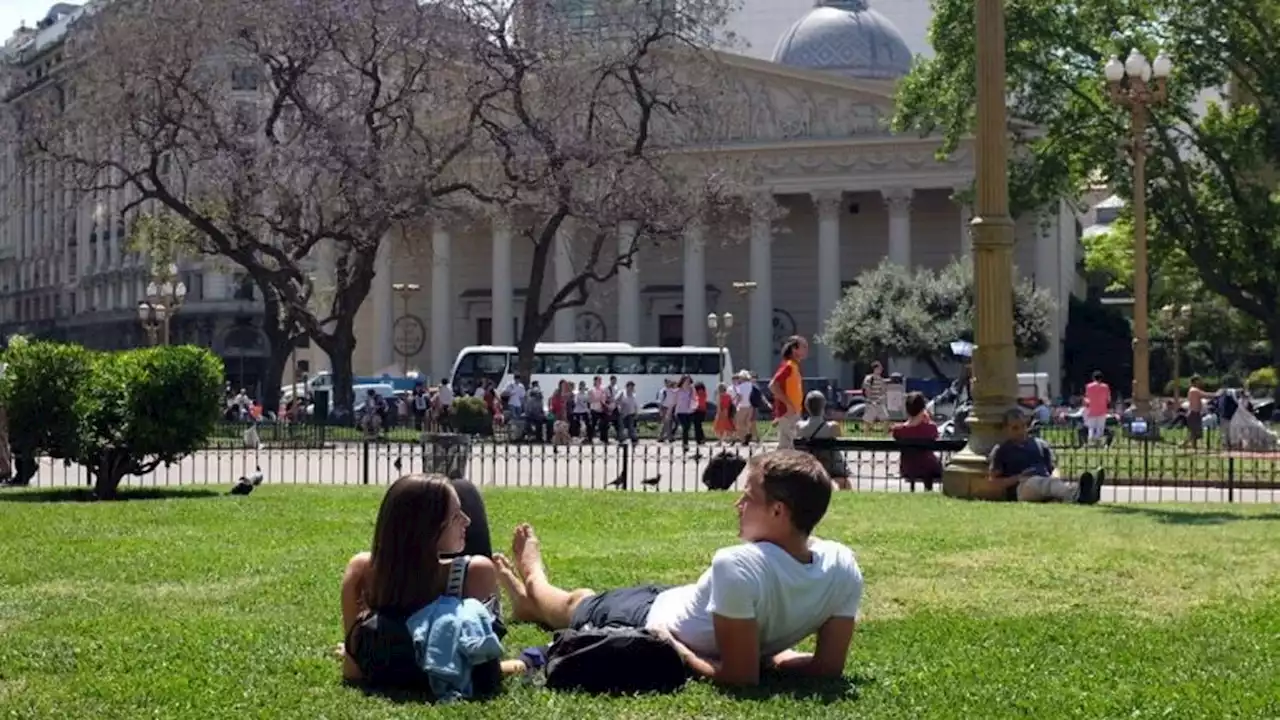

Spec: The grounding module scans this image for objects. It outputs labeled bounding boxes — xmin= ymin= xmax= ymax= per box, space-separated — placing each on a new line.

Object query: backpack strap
xmin=444 ymin=556 xmax=470 ymax=598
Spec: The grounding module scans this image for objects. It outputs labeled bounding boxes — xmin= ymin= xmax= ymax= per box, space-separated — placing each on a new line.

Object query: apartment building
xmin=0 ymin=3 xmax=275 ymax=392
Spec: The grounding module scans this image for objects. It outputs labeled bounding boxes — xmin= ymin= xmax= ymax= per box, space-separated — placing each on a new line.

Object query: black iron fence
xmin=13 ymin=421 xmax=1280 ymax=504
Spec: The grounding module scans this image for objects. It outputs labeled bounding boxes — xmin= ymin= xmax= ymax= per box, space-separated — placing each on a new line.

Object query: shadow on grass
xmin=717 ymin=672 xmax=872 ymax=703
xmin=0 ymin=486 xmax=223 ymax=503
xmin=1105 ymin=505 xmax=1280 ymax=525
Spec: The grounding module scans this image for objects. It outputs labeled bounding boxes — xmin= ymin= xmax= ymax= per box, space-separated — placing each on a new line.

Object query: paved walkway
xmin=17 ymin=440 xmax=1278 ymax=504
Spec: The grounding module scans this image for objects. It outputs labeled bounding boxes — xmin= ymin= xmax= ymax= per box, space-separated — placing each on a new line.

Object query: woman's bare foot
xmin=493 ymin=553 xmax=539 ymax=623
xmin=511 ymin=523 xmax=546 ymax=584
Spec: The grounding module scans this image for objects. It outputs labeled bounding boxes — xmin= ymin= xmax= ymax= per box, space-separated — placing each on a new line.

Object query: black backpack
xmin=345 ymin=557 xmax=505 ymax=696
xmin=702 ymin=451 xmax=747 ymax=491
xmin=544 ymin=625 xmax=688 ymax=695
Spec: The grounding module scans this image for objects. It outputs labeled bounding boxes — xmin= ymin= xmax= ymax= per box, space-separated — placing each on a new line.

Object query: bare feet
xmin=493 ymin=553 xmax=539 ymax=624
xmin=511 ymin=523 xmax=546 ymax=584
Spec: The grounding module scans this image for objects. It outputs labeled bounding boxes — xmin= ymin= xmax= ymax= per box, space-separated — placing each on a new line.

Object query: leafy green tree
xmin=821 ymin=259 xmax=1055 ymax=377
xmin=0 ymin=339 xmax=94 ymax=486
xmin=895 ymin=0 xmax=1280 ymax=373
xmin=1 ymin=342 xmax=223 ymax=498
xmin=74 ymin=346 xmax=224 ymax=499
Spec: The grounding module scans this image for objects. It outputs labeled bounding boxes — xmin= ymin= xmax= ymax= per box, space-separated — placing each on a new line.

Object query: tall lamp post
xmin=1104 ymin=48 xmax=1173 ymax=421
xmin=1160 ymin=303 xmax=1192 ymax=402
xmin=942 ymin=0 xmax=1021 ymax=499
xmin=706 ymin=311 xmax=734 ymax=383
xmin=136 ymin=264 xmax=187 ymax=346
xmin=730 ymin=281 xmax=757 ymax=371
xmin=391 ymin=282 xmax=422 ymax=375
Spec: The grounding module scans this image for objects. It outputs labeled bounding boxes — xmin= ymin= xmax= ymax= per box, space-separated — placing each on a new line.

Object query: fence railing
xmin=14 ymin=425 xmax=1280 ymax=504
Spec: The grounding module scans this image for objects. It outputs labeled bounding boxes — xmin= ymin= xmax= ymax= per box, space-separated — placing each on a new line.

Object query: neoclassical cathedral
xmin=347 ymin=0 xmax=1079 ymax=389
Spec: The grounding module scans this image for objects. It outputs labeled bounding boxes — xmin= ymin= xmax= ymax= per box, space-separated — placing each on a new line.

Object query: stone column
xmin=617 ymin=221 xmax=641 ymax=345
xmin=491 ymin=217 xmax=514 ymax=346
xmin=813 ymin=191 xmax=843 ymax=381
xmin=552 ymin=224 xmax=575 ymax=342
xmin=749 ymin=200 xmax=774 ymax=374
xmin=681 ymin=223 xmax=707 ymax=347
xmin=372 ymin=235 xmax=395 ymax=372
xmin=883 ymin=187 xmax=914 ymax=267
xmin=431 ymin=225 xmax=453 ymax=383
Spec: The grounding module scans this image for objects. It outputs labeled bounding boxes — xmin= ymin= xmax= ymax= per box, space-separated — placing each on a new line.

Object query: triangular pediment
xmin=701 ymin=49 xmax=898 ymax=144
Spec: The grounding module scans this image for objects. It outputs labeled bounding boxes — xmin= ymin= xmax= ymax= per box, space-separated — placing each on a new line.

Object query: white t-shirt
xmin=437 ymin=385 xmax=453 ymax=406
xmin=506 ymin=381 xmax=526 ymax=411
xmin=645 ymin=539 xmax=863 ymax=659
xmin=732 ymin=381 xmax=754 ymax=409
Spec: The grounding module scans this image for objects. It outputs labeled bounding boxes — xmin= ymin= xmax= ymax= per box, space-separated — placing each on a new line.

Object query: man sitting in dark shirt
xmin=989 ymin=408 xmax=1104 ymax=504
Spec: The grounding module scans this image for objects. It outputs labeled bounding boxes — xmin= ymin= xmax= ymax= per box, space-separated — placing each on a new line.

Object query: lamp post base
xmin=941 ymin=414 xmax=1013 ymax=502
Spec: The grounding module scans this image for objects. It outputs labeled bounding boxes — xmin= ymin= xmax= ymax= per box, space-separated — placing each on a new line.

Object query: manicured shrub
xmin=2 ymin=341 xmax=223 ymax=497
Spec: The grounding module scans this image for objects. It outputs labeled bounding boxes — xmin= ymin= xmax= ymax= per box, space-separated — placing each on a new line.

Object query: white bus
xmin=449 ymin=343 xmax=734 ymax=409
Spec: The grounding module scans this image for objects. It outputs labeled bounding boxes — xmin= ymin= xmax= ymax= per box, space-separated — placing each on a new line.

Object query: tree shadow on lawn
xmin=0 ymin=486 xmax=223 ymax=504
xmin=1104 ymin=505 xmax=1280 ymax=525
xmin=716 ymin=671 xmax=873 ymax=703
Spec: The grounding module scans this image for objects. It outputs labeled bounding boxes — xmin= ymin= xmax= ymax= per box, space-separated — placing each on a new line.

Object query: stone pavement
xmin=18 ymin=439 xmax=1279 ymax=504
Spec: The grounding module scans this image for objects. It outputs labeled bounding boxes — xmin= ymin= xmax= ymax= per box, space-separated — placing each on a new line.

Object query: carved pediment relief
xmin=707 ymin=70 xmax=894 ymax=143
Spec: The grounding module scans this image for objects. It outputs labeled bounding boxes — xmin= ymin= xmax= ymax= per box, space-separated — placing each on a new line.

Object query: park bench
xmin=794 ymin=437 xmax=1000 ymax=497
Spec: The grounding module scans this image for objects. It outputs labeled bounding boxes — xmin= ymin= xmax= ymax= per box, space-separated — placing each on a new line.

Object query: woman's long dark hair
xmin=366 ymin=474 xmax=455 ymax=615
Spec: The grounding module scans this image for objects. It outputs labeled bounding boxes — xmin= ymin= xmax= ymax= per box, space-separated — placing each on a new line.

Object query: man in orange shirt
xmin=769 ymin=336 xmax=808 ymax=449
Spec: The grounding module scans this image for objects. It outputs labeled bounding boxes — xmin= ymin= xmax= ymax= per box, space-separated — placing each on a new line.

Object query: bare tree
xmin=10 ymin=0 xmax=495 ymax=411
xmin=7 ymin=0 xmax=760 ymax=408
xmin=450 ymin=0 xmax=763 ymax=377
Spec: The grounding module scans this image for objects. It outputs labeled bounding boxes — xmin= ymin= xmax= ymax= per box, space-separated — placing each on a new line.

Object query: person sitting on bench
xmin=492 ymin=450 xmax=864 ymax=686
xmin=989 ymin=408 xmax=1104 ymax=504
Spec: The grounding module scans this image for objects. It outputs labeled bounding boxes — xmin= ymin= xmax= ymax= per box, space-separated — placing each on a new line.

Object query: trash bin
xmin=421 ymin=433 xmax=473 ymax=480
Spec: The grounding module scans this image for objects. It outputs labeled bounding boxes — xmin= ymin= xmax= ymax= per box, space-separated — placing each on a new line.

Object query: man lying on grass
xmin=493 ymin=450 xmax=864 ymax=687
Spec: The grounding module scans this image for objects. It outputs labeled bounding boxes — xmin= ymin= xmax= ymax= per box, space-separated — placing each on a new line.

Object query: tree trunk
xmin=260 ymin=340 xmax=291 ymax=417
xmin=317 ymin=317 xmax=358 ymax=415
xmin=92 ymin=450 xmax=131 ymax=500
xmin=515 ymin=236 xmax=554 ymax=380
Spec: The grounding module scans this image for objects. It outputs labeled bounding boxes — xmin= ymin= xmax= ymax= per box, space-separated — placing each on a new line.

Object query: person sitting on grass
xmin=989 ymin=408 xmax=1105 ymax=504
xmin=339 ymin=474 xmax=527 ymax=691
xmin=491 ymin=450 xmax=864 ymax=687
xmin=892 ymin=391 xmax=941 ymax=492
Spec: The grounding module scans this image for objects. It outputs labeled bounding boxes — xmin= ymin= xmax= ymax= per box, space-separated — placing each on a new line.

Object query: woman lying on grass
xmin=338 ymin=474 xmax=528 ymax=699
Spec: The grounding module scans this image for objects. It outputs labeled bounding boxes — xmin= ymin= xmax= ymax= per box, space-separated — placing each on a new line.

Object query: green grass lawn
xmin=2 ymin=488 xmax=1279 ymax=718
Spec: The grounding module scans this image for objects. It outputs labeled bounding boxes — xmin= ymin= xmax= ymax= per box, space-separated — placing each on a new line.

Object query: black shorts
xmin=569 ymin=584 xmax=673 ymax=630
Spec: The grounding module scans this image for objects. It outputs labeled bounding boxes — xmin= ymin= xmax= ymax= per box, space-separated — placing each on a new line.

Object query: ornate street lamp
xmin=1159 ymin=303 xmax=1192 ymax=401
xmin=136 ymin=264 xmax=187 ymax=346
xmin=1104 ymin=48 xmax=1173 ymax=421
xmin=706 ymin=311 xmax=734 ymax=383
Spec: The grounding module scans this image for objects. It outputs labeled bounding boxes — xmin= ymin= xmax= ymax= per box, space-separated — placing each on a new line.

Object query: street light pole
xmin=942 ymin=0 xmax=1020 ymax=499
xmin=1105 ymin=49 xmax=1172 ymax=422
xmin=730 ymin=281 xmax=757 ymax=371
xmin=706 ymin=312 xmax=734 ymax=383
xmin=136 ymin=264 xmax=187 ymax=347
xmin=391 ymin=282 xmax=422 ymax=375
xmin=1160 ymin=304 xmax=1192 ymax=402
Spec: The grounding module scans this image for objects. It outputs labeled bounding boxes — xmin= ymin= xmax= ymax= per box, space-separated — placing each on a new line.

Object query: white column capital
xmin=810 ymin=190 xmax=845 ymax=216
xmin=881 ymin=187 xmax=915 ymax=214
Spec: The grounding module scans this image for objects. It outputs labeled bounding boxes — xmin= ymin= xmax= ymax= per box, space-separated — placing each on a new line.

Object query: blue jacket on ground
xmin=406 ymin=596 xmax=504 ymax=703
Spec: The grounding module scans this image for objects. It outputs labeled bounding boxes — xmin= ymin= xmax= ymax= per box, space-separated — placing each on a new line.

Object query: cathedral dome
xmin=771 ymin=1 xmax=912 ymax=80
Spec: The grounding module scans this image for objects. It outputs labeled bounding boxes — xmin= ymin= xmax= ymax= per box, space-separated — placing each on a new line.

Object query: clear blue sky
xmin=1 ymin=0 xmax=65 ymax=40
